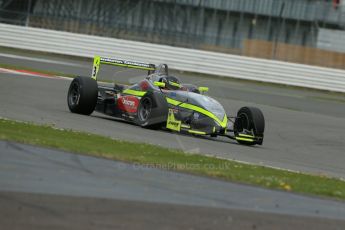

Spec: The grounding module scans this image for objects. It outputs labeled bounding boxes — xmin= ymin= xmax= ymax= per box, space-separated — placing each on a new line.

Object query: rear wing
xmin=91 ymin=56 xmax=156 ymax=80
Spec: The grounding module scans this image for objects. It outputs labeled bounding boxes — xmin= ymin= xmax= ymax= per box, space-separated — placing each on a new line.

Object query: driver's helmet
xmin=159 ymin=75 xmax=181 ymax=90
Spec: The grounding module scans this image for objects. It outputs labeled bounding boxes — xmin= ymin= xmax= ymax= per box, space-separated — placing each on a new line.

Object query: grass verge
xmin=1 ymin=118 xmax=345 ymax=201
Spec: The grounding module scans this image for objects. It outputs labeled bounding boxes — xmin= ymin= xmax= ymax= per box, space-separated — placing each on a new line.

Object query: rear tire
xmin=234 ymin=107 xmax=265 ymax=145
xmin=67 ymin=76 xmax=98 ymax=115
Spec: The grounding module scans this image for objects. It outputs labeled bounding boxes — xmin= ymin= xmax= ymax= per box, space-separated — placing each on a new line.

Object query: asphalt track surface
xmin=1 ymin=140 xmax=345 ymax=230
xmin=1 ymin=50 xmax=345 ymax=228
xmin=0 ymin=51 xmax=345 ymax=178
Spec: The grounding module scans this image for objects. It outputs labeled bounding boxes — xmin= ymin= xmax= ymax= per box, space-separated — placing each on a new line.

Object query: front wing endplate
xmin=166 ymin=109 xmax=181 ymax=132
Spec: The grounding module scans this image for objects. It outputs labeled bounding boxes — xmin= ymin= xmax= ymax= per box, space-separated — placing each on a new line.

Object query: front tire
xmin=234 ymin=107 xmax=265 ymax=145
xmin=67 ymin=76 xmax=98 ymax=115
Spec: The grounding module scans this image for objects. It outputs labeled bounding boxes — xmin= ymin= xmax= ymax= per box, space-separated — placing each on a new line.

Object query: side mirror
xmin=154 ymin=81 xmax=166 ymax=88
xmin=198 ymin=87 xmax=209 ymax=93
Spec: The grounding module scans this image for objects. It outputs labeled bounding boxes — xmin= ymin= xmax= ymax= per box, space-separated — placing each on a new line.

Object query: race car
xmin=67 ymin=56 xmax=265 ymax=145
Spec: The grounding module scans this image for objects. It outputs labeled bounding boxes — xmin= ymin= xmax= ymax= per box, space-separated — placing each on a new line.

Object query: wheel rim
xmin=69 ymin=82 xmax=80 ymax=106
xmin=139 ymin=98 xmax=152 ymax=121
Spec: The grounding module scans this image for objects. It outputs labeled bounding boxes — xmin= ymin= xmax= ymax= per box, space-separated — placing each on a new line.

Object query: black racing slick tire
xmin=67 ymin=76 xmax=98 ymax=115
xmin=234 ymin=107 xmax=265 ymax=146
xmin=137 ymin=91 xmax=168 ymax=129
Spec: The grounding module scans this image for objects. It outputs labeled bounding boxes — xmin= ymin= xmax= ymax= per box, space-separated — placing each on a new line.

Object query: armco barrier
xmin=0 ymin=23 xmax=344 ymax=92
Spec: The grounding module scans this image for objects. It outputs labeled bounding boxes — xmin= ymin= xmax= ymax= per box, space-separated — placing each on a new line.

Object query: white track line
xmin=0 ymin=53 xmax=87 ymax=67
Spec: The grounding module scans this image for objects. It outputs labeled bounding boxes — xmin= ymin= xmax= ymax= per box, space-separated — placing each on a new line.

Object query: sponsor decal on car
xmin=100 ymin=57 xmax=152 ymax=68
xmin=122 ymin=98 xmax=135 ymax=107
xmin=166 ymin=109 xmax=181 ymax=131
xmin=117 ymin=95 xmax=139 ymax=113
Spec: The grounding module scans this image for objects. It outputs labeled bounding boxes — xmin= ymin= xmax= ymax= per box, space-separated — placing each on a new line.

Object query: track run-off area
xmin=1 ymin=51 xmax=345 ymax=178
xmin=1 ymin=50 xmax=345 ymax=229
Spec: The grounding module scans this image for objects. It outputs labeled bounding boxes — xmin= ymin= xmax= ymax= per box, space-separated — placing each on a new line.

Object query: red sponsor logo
xmin=117 ymin=96 xmax=139 ymax=113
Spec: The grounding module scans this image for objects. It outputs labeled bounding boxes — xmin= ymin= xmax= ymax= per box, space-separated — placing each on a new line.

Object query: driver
xmin=158 ymin=75 xmax=181 ymax=90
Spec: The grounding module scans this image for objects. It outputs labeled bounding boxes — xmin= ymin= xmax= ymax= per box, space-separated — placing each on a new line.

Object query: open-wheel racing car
xmin=67 ymin=56 xmax=265 ymax=145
